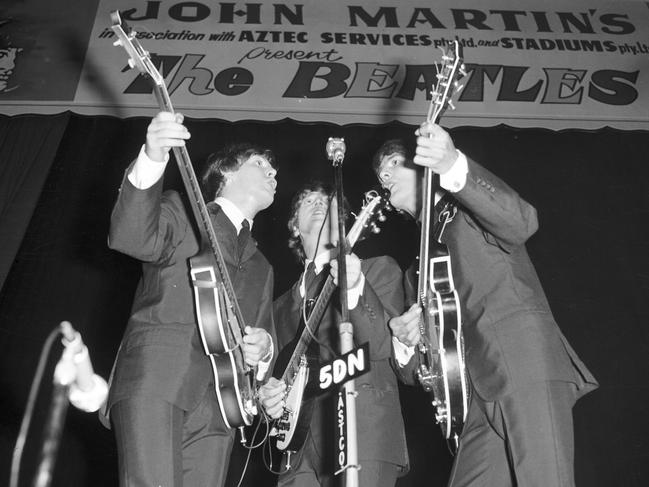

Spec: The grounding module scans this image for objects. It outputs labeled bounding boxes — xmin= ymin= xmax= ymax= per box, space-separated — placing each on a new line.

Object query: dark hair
xmin=200 ymin=143 xmax=276 ymax=201
xmin=371 ymin=138 xmax=412 ymax=177
xmin=287 ymin=181 xmax=350 ymax=263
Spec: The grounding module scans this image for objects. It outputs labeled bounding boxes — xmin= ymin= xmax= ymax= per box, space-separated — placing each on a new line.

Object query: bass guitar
xmin=272 ymin=190 xmax=388 ymax=454
xmin=415 ymin=40 xmax=469 ymax=447
xmin=111 ymin=11 xmax=257 ymax=430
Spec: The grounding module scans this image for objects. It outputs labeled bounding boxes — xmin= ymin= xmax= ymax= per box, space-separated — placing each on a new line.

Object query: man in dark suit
xmin=102 ymin=111 xmax=277 ymax=486
xmin=258 ymin=182 xmax=409 ymax=487
xmin=373 ymin=123 xmax=598 ymax=487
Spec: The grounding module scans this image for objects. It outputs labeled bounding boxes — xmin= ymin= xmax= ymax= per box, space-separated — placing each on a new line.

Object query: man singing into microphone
xmin=258 ymin=181 xmax=409 ymax=487
xmin=101 ymin=112 xmax=277 ymax=487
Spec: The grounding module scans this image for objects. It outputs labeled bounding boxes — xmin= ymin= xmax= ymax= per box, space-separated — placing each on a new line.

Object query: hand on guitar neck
xmin=414 ymin=122 xmax=459 ymax=175
xmin=328 ymin=253 xmax=363 ymax=295
xmin=144 ymin=111 xmax=191 ymax=163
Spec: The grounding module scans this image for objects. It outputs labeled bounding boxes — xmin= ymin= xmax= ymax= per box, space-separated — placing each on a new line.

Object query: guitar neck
xmin=417 ymin=167 xmax=439 ymax=301
xmin=152 ymin=85 xmax=247 ymax=328
xmin=281 ymin=275 xmax=336 ymax=382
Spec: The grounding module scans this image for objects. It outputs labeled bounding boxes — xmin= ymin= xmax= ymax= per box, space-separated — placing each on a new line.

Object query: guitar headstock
xmin=427 ymin=40 xmax=466 ymax=124
xmin=110 ymin=10 xmax=164 ymax=88
xmin=346 ymin=190 xmax=390 ymax=248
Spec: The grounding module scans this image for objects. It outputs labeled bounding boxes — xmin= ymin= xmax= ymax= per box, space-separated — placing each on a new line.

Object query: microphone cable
xmin=9 ymin=325 xmax=63 ymax=487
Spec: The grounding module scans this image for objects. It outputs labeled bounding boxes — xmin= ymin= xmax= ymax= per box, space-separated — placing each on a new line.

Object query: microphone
xmin=326 ymin=137 xmax=346 ymax=163
xmin=55 ymin=321 xmax=108 ymax=412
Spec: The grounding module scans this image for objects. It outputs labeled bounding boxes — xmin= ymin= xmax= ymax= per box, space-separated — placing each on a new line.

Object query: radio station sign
xmin=1 ymin=0 xmax=648 ymax=130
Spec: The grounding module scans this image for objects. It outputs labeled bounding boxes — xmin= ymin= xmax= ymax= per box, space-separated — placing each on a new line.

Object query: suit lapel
xmin=240 ymin=233 xmax=258 ymax=262
xmin=207 ymin=203 xmax=238 ymax=266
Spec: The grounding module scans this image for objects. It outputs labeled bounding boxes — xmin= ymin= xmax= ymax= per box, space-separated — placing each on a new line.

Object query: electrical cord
xmin=10 ymin=326 xmax=63 ymax=487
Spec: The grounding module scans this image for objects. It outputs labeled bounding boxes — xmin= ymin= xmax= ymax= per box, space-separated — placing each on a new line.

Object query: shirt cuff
xmin=392 ymin=336 xmax=416 ymax=367
xmin=256 ymin=331 xmax=274 ymax=381
xmin=347 ymin=272 xmax=365 ymax=310
xmin=127 ymin=144 xmax=169 ymax=189
xmin=69 ymin=374 xmax=109 ymax=413
xmin=439 ymin=149 xmax=468 ymax=193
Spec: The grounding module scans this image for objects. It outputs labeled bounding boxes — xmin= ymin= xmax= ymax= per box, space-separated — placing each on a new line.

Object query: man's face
xmin=296 ymin=190 xmax=339 ymax=246
xmin=0 ymin=47 xmax=19 ymax=92
xmin=225 ymin=153 xmax=277 ymax=211
xmin=377 ymin=151 xmax=420 ymax=217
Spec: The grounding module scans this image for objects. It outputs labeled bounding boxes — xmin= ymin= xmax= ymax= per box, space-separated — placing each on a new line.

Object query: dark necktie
xmin=238 ymin=219 xmax=250 ymax=259
xmin=303 ymin=261 xmax=320 ymax=298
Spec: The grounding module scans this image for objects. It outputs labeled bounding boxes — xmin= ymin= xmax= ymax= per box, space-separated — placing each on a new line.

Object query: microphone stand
xmin=32 ymin=326 xmax=78 ymax=487
xmin=11 ymin=323 xmax=107 ymax=487
xmin=326 ymin=137 xmax=359 ymax=487
xmin=32 ymin=382 xmax=69 ymax=487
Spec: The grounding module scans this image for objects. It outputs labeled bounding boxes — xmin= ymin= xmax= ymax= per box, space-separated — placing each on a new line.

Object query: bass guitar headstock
xmin=427 ymin=40 xmax=467 ymax=124
xmin=110 ymin=10 xmax=165 ymax=89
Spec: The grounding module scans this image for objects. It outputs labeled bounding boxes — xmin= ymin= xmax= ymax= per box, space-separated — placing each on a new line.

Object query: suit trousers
xmin=111 ymin=387 xmax=235 ymax=487
xmin=448 ymin=380 xmax=578 ymax=487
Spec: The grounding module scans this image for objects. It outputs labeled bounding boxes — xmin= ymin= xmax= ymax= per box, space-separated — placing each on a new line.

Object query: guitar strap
xmin=433 ymin=195 xmax=458 ymax=242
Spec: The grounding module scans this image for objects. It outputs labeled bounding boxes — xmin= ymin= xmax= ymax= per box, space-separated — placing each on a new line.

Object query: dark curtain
xmin=0 ymin=113 xmax=648 ymax=486
xmin=0 ymin=113 xmax=70 ymax=291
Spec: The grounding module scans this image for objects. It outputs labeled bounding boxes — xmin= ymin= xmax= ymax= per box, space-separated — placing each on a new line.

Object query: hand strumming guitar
xmin=258 ymin=377 xmax=286 ymax=419
xmin=389 ymin=303 xmax=422 ymax=348
xmin=242 ymin=326 xmax=273 ymax=367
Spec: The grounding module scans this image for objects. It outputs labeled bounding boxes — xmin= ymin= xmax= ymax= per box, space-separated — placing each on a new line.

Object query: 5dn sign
xmin=319 ymin=343 xmax=370 ymax=391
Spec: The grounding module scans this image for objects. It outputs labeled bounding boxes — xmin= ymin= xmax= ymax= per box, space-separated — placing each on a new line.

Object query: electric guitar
xmin=415 ymin=40 xmax=469 ymax=447
xmin=110 ymin=11 xmax=257 ymax=430
xmin=272 ymin=190 xmax=388 ymax=453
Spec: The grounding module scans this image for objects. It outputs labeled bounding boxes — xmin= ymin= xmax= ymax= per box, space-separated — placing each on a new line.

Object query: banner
xmin=1 ymin=0 xmax=648 ymax=129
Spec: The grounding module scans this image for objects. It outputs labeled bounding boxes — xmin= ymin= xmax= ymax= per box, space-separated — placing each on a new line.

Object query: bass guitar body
xmin=190 ymin=249 xmax=257 ymax=429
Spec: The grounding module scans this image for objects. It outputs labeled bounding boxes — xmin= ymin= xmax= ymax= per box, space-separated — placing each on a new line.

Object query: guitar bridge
xmin=244 ymin=398 xmax=258 ymax=416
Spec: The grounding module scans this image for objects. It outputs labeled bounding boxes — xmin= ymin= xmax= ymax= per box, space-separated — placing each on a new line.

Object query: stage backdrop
xmin=1 ymin=0 xmax=649 ymax=129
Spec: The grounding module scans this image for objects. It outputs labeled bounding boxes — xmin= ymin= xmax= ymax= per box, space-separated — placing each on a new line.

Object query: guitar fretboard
xmin=281 ymin=275 xmax=336 ymax=382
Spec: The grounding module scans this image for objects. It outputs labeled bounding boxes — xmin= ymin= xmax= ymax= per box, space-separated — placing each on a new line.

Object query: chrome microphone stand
xmin=326 ymin=137 xmax=359 ymax=487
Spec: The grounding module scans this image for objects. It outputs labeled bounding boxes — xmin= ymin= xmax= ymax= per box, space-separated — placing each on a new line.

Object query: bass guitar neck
xmin=110 ymin=11 xmax=256 ymax=430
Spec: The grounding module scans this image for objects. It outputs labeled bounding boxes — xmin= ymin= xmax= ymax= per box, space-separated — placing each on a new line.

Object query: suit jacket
xmin=402 ymin=158 xmax=597 ymax=402
xmin=102 ymin=173 xmax=275 ymax=421
xmin=273 ymin=256 xmax=409 ymax=471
